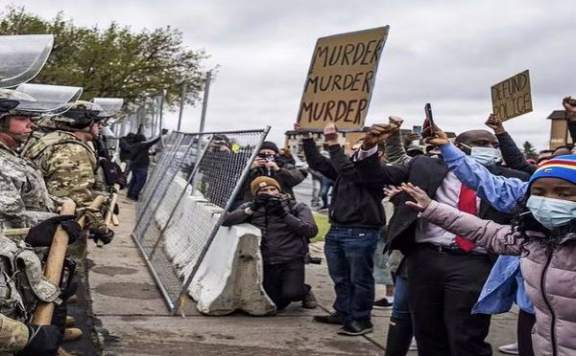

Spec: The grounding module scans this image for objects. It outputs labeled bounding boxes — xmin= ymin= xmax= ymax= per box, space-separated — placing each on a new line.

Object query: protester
xmin=301 ymin=124 xmax=389 ymax=336
xmin=126 ymin=132 xmax=163 ymax=200
xmin=352 ymin=118 xmax=532 ymax=355
xmin=400 ymin=152 xmax=576 ymax=356
xmin=223 ymin=176 xmax=318 ymax=311
xmin=238 ymin=141 xmax=306 ymax=204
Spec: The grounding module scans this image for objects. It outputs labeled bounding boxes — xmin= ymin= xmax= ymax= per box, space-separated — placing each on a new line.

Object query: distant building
xmin=548 ymin=110 xmax=571 ymax=149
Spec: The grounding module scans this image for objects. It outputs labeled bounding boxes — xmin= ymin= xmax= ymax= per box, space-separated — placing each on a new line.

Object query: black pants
xmin=518 ymin=309 xmax=536 ymax=356
xmin=407 ymin=245 xmax=493 ymax=356
xmin=263 ymin=260 xmax=310 ymax=310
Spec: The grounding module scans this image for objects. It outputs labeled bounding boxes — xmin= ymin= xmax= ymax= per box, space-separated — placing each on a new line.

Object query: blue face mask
xmin=470 ymin=147 xmax=502 ymax=166
xmin=526 ymin=195 xmax=576 ymax=230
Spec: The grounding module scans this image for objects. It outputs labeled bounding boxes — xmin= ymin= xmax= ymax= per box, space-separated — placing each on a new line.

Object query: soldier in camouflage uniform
xmin=0 ymin=96 xmax=74 ymax=355
xmin=24 ymin=101 xmax=114 ymax=246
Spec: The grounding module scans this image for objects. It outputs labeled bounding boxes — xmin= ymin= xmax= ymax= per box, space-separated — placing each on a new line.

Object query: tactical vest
xmin=23 ymin=130 xmax=97 ymax=171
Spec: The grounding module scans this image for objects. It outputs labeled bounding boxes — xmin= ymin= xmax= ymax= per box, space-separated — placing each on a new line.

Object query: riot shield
xmin=0 ymin=34 xmax=54 ymax=88
xmin=15 ymin=83 xmax=83 ymax=114
xmin=92 ymin=97 xmax=124 ymax=117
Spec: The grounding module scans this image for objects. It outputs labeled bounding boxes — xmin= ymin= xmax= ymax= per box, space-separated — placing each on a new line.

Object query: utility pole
xmin=199 ymin=71 xmax=212 ymax=133
xmin=158 ymin=89 xmax=166 ymax=133
xmin=177 ymin=83 xmax=186 ymax=131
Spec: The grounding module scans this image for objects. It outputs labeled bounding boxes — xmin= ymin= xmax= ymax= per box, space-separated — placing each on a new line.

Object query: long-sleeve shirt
xmin=496 ymin=131 xmax=536 ymax=174
xmin=440 ymin=143 xmax=528 ymax=213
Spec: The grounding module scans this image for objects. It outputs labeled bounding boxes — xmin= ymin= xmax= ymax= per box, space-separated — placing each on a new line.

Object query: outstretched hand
xmin=323 ymin=123 xmax=338 ymax=145
xmin=401 ymin=183 xmax=432 ymax=212
xmin=422 ymin=119 xmax=449 ymax=146
xmin=362 ymin=123 xmax=396 ymax=149
xmin=563 ymin=97 xmax=576 ymax=122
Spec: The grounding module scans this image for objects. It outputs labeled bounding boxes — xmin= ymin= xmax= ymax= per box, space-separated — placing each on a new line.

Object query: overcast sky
xmin=9 ymin=0 xmax=576 ymax=149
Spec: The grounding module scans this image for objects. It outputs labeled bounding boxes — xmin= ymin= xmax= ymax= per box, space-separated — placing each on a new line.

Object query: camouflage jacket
xmin=23 ymin=131 xmax=99 ymax=208
xmin=0 ymin=142 xmax=55 ymax=230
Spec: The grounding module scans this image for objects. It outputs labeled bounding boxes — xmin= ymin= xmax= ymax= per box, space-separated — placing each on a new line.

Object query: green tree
xmin=523 ymin=141 xmax=537 ymax=160
xmin=0 ymin=6 xmax=208 ymax=109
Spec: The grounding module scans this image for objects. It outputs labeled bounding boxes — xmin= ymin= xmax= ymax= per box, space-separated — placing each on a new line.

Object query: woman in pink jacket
xmin=398 ymin=155 xmax=576 ymax=356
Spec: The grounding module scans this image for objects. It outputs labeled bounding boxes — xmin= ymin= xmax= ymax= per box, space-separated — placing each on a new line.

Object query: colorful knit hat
xmin=529 ymin=154 xmax=576 ymax=185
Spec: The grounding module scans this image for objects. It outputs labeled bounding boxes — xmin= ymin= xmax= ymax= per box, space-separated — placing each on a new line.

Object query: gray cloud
xmin=10 ymin=0 xmax=576 ymax=149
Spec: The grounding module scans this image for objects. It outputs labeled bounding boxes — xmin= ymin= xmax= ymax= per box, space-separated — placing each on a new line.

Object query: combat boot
xmin=63 ymin=327 xmax=83 ymax=342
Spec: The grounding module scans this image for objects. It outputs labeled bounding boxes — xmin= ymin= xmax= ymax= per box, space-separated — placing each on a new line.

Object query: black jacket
xmin=303 ymin=138 xmax=400 ymax=228
xmin=356 ymin=154 xmax=529 ymax=254
xmin=129 ymin=136 xmax=161 ymax=168
xmin=223 ymin=197 xmax=318 ymax=264
xmin=238 ymin=163 xmax=305 ymax=203
xmin=497 ymin=132 xmax=536 ymax=174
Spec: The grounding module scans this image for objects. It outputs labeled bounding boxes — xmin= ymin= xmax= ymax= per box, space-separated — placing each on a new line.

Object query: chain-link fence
xmin=132 ymin=128 xmax=270 ymax=312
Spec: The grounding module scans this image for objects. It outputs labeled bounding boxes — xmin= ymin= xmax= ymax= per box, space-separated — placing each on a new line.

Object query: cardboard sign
xmin=491 ymin=70 xmax=532 ymax=121
xmin=296 ymin=26 xmax=389 ymax=130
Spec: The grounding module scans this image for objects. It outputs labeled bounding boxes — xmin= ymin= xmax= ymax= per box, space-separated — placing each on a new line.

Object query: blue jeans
xmin=324 ymin=226 xmax=379 ymax=322
xmin=392 ymin=275 xmax=411 ymax=321
xmin=128 ymin=166 xmax=148 ymax=200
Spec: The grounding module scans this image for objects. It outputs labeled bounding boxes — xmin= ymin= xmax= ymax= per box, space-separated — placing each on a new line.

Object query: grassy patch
xmin=312 ymin=212 xmax=330 ymax=242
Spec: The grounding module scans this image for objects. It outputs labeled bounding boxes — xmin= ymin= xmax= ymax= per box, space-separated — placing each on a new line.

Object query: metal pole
xmin=177 ymin=84 xmax=186 ymax=131
xmin=199 ymin=72 xmax=212 ymax=133
xmin=159 ymin=89 xmax=166 ymax=133
xmin=174 ymin=126 xmax=271 ymax=315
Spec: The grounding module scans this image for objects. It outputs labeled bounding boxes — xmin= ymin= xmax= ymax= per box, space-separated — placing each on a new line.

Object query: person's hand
xmin=388 ymin=116 xmax=404 ymax=129
xmin=264 ymin=160 xmax=280 ymax=171
xmin=562 ymin=97 xmax=576 ymax=121
xmin=294 ymin=123 xmax=311 ymax=139
xmin=485 ymin=113 xmax=506 ymax=134
xmin=323 ymin=123 xmax=338 ymax=145
xmin=383 ymin=185 xmax=403 ymax=199
xmin=251 ymin=157 xmax=266 ymax=169
xmin=90 ymin=226 xmax=114 ymax=245
xmin=404 ymin=132 xmax=420 ymax=146
xmin=401 ymin=183 xmax=432 ymax=212
xmin=26 ymin=215 xmax=81 ymax=247
xmin=362 ymin=123 xmax=395 ymax=149
xmin=17 ymin=324 xmax=61 ymax=356
xmin=422 ymin=119 xmax=449 ymax=146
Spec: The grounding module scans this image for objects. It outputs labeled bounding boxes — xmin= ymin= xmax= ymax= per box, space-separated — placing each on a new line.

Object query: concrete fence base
xmin=154 ymin=177 xmax=275 ymax=316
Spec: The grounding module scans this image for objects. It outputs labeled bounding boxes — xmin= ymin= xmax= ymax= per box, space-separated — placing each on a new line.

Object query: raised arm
xmin=402 ymin=184 xmax=522 ymax=255
xmin=440 ymin=143 xmax=528 ymax=213
xmin=302 ymin=137 xmax=338 ymax=180
xmin=486 ymin=114 xmax=536 ymax=174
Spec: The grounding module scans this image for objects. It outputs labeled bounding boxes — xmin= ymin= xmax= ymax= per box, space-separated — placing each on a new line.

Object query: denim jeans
xmin=391 ymin=275 xmax=411 ymax=321
xmin=127 ymin=166 xmax=148 ymax=200
xmin=324 ymin=226 xmax=379 ymax=322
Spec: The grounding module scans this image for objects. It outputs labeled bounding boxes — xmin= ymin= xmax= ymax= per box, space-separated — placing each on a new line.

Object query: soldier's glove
xmin=26 ymin=215 xmax=82 ymax=247
xmin=90 ymin=226 xmax=114 ymax=245
xmin=17 ymin=324 xmax=61 ymax=356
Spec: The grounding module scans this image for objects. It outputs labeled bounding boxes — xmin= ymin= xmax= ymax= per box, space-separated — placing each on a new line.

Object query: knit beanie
xmin=260 ymin=141 xmax=279 ymax=154
xmin=250 ymin=176 xmax=281 ymax=195
xmin=529 ymin=154 xmax=576 ymax=186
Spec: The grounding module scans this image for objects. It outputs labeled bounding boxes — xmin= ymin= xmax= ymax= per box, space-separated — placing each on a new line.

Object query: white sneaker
xmin=498 ymin=343 xmax=519 ymax=355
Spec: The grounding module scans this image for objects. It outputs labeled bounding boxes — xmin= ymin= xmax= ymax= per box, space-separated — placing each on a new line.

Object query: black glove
xmin=266 ymin=197 xmax=285 ymax=216
xmin=17 ymin=324 xmax=61 ymax=356
xmin=25 ymin=215 xmax=81 ymax=247
xmin=90 ymin=227 xmax=114 ymax=245
xmin=252 ymin=195 xmax=270 ymax=210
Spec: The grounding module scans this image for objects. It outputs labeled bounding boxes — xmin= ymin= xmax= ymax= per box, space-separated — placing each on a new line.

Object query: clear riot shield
xmin=15 ymin=83 xmax=83 ymax=115
xmin=92 ymin=97 xmax=124 ymax=117
xmin=0 ymin=35 xmax=54 ymax=88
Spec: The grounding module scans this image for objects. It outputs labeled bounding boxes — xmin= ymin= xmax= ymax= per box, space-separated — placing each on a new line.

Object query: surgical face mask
xmin=470 ymin=146 xmax=502 ymax=166
xmin=526 ymin=195 xmax=576 ymax=230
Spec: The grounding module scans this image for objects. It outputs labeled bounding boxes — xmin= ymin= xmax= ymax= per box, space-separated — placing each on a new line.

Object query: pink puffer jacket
xmin=421 ymin=200 xmax=576 ymax=356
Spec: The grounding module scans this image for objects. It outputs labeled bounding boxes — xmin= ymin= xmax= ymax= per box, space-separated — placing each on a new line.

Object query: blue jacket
xmin=440 ymin=143 xmax=534 ymax=315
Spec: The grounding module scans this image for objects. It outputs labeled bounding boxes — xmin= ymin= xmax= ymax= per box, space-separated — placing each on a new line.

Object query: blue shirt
xmin=440 ymin=143 xmax=528 ymax=213
xmin=439 ymin=143 xmax=534 ymax=314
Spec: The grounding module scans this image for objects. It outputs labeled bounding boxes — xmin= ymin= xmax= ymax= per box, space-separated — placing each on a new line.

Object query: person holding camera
xmin=223 ymin=176 xmax=318 ymax=311
xmin=237 ymin=141 xmax=306 ymax=204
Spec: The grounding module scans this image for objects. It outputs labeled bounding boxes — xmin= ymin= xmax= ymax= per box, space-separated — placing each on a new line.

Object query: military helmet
xmin=0 ymin=89 xmax=38 ymax=131
xmin=51 ymin=100 xmax=105 ymax=130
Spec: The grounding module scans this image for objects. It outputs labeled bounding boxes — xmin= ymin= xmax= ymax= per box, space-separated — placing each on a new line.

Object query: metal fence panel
xmin=131 ymin=128 xmax=270 ymax=312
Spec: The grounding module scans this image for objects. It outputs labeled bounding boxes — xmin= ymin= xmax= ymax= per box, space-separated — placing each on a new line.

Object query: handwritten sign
xmin=296 ymin=26 xmax=389 ymax=130
xmin=491 ymin=70 xmax=532 ymax=121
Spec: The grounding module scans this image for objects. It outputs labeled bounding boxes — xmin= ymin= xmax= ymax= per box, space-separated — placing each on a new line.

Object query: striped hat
xmin=530 ymin=154 xmax=576 ymax=185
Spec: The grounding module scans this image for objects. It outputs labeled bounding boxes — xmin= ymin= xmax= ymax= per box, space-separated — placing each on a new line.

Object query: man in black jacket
xmin=302 ymin=124 xmax=397 ymax=336
xmin=127 ymin=133 xmax=162 ymax=200
xmin=356 ymin=123 xmax=528 ymax=356
xmin=223 ymin=176 xmax=318 ymax=311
